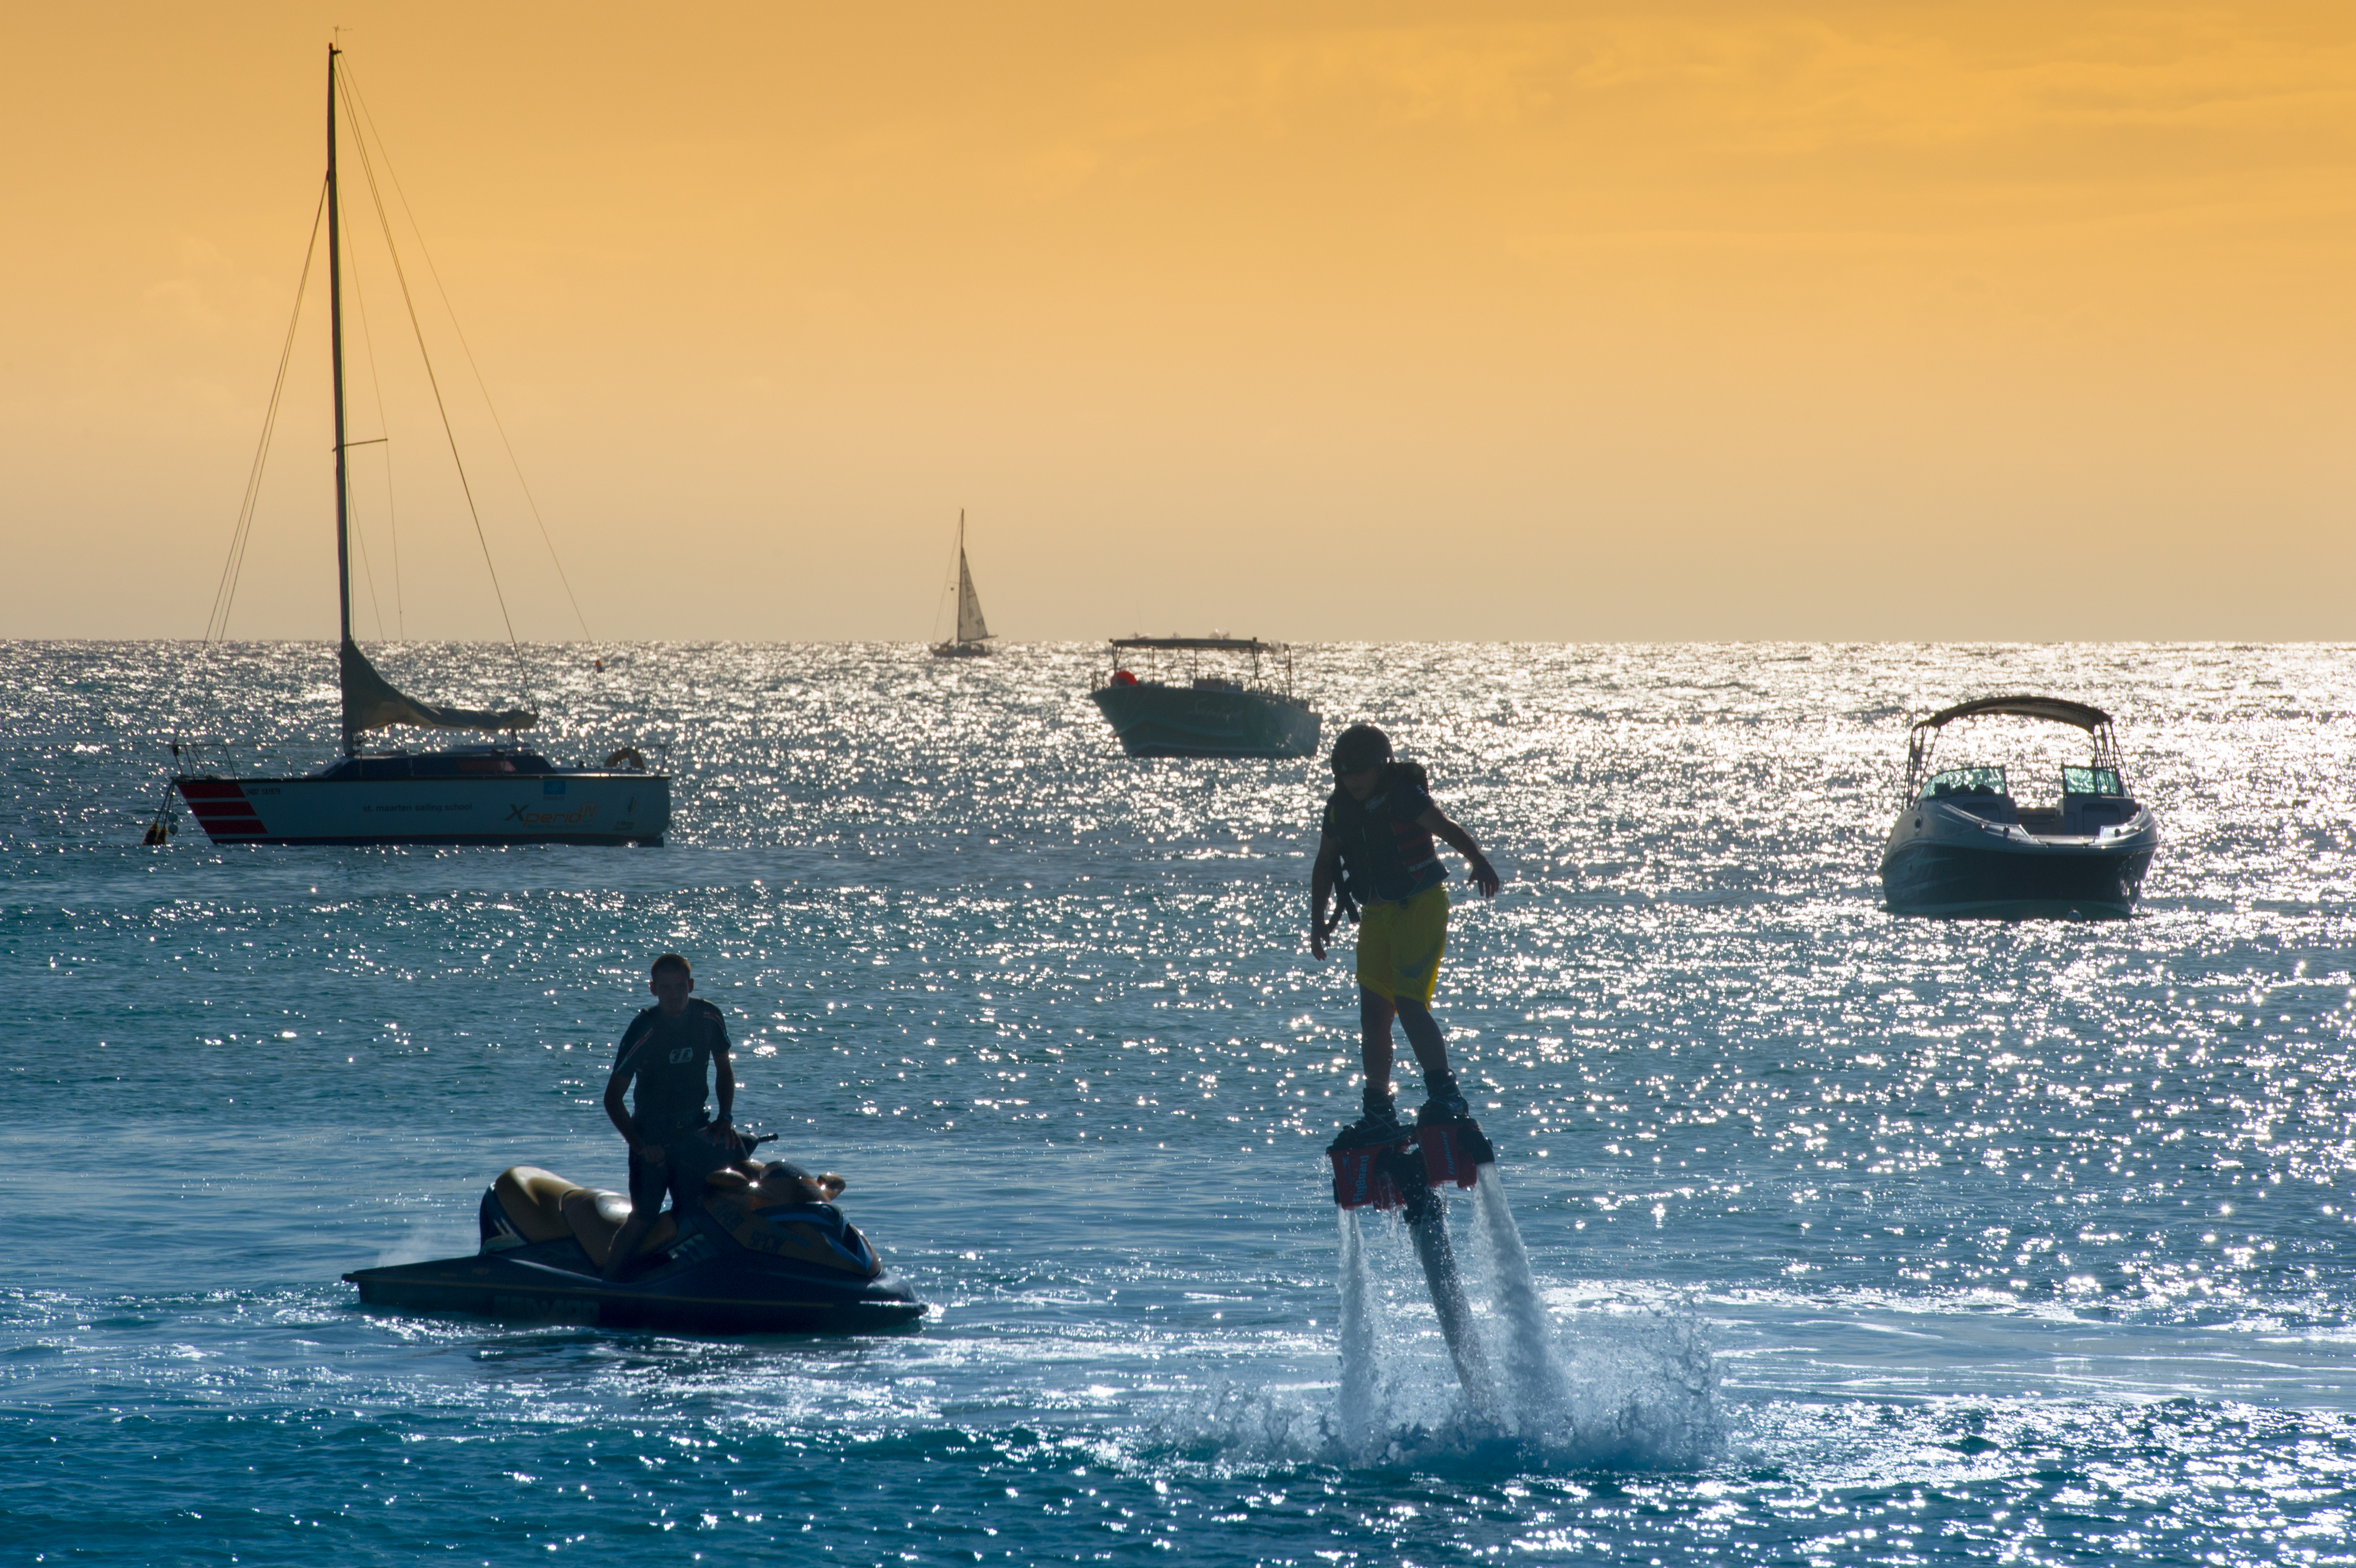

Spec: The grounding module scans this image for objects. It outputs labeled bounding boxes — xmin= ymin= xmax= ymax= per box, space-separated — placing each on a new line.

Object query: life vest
xmin=1324 ymin=761 xmax=1445 ymax=907
xmin=617 ymin=999 xmax=728 ymax=1138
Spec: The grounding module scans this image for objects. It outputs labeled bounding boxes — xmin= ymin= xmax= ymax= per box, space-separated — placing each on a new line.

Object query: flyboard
xmin=1327 ymin=1112 xmax=1500 ymax=1407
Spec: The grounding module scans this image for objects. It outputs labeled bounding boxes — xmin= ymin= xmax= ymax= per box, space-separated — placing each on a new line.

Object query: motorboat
xmin=1879 ymin=694 xmax=2161 ymax=918
xmin=1089 ymin=635 xmax=1321 ymax=758
xmin=158 ymin=48 xmax=667 ymax=849
xmin=344 ymin=1157 xmax=925 ymax=1335
xmin=929 ymin=508 xmax=995 ymax=657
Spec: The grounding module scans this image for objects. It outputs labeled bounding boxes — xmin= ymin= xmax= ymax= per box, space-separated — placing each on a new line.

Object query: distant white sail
xmin=954 ymin=547 xmax=990 ymax=644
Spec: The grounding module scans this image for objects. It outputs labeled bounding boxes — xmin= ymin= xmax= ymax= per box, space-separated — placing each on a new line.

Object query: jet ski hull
xmin=348 ymin=1245 xmax=922 ymax=1334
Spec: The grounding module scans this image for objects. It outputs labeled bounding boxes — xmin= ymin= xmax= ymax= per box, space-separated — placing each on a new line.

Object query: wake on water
xmin=1341 ymin=1165 xmax=1722 ymax=1470
xmin=1165 ymin=1167 xmax=1723 ymax=1474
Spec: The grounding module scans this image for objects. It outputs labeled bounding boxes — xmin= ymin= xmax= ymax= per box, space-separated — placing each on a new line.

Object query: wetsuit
xmin=612 ymin=998 xmax=733 ymax=1213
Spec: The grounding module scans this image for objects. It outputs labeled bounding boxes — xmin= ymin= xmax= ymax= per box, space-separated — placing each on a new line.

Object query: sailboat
xmin=168 ymin=47 xmax=668 ymax=847
xmin=929 ymin=510 xmax=994 ymax=657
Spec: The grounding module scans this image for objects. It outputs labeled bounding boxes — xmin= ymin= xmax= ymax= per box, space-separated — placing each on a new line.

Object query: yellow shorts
xmin=1355 ymin=884 xmax=1448 ymax=1005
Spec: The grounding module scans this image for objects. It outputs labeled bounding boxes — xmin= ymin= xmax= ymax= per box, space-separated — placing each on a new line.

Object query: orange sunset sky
xmin=2 ymin=3 xmax=2350 ymax=643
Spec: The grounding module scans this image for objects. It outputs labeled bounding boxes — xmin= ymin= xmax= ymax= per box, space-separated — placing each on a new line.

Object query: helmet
xmin=1329 ymin=723 xmax=1392 ymax=775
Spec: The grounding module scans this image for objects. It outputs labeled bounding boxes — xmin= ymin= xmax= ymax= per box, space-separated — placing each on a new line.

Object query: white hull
xmin=177 ymin=771 xmax=668 ymax=846
xmin=1879 ymin=799 xmax=2158 ymax=917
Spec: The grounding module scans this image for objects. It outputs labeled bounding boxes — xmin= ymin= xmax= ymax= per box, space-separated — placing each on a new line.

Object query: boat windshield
xmin=2061 ymin=766 xmax=2124 ymax=797
xmin=1924 ymin=765 xmax=2008 ymax=799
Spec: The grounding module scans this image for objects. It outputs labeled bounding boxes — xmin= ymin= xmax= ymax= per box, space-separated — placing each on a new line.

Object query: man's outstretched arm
xmin=1417 ymin=807 xmax=1500 ymax=898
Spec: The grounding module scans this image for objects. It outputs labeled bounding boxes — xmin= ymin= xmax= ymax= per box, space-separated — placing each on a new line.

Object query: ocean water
xmin=6 ymin=639 xmax=2355 ymax=1565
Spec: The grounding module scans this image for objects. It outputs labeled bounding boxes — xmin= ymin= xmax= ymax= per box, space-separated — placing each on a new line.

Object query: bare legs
xmin=1359 ymin=986 xmax=1454 ymax=1111
xmin=602 ymin=1208 xmax=658 ymax=1281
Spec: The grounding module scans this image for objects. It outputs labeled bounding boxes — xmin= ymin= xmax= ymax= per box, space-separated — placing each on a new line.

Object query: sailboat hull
xmin=175 ymin=772 xmax=669 ymax=846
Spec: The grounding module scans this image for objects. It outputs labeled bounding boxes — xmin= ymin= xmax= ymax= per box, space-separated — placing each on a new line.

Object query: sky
xmin=2 ymin=2 xmax=2351 ymax=643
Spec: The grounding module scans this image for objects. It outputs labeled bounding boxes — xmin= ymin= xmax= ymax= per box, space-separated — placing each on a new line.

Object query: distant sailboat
xmin=930 ymin=510 xmax=995 ymax=658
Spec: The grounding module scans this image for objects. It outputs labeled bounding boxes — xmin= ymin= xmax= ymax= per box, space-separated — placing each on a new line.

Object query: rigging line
xmin=167 ymin=173 xmax=328 ymax=777
xmin=347 ymin=216 xmax=405 ymax=638
xmin=201 ymin=177 xmax=330 ymax=651
xmin=349 ymin=465 xmax=388 ymax=640
xmin=339 ymin=59 xmax=592 ymax=643
xmin=333 ymin=67 xmax=524 ymax=672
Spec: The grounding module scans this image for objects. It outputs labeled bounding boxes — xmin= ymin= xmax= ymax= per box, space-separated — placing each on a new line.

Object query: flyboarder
xmin=1310 ymin=723 xmax=1500 ymax=1141
xmin=601 ymin=953 xmax=743 ymax=1279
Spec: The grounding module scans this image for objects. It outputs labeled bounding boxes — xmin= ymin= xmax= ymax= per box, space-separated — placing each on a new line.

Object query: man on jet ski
xmin=601 ymin=952 xmax=742 ymax=1279
xmin=1310 ymin=723 xmax=1500 ymax=1142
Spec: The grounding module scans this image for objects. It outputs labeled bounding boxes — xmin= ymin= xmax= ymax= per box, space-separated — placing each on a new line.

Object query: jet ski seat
xmin=487 ymin=1165 xmax=674 ymax=1265
xmin=491 ymin=1166 xmax=581 ymax=1244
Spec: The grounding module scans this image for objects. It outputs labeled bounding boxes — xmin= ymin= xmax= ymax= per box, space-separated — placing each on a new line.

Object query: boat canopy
xmin=1911 ymin=695 xmax=2112 ymax=732
xmin=1110 ymin=636 xmax=1286 ymax=653
xmin=1102 ymin=634 xmax=1303 ymax=702
xmin=1903 ymin=693 xmax=2123 ymax=799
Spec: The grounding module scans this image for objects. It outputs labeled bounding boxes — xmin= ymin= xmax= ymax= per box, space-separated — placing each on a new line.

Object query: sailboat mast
xmin=326 ymin=44 xmax=355 ymax=752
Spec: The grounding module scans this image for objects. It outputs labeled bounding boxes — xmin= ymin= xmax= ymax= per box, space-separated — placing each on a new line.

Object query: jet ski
xmin=343 ymin=1153 xmax=926 ymax=1334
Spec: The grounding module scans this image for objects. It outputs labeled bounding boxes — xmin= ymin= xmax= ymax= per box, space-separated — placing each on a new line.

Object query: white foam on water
xmin=1321 ymin=1170 xmax=1724 ymax=1470
xmin=1545 ymin=1291 xmax=1726 ymax=1469
xmin=1146 ymin=1181 xmax=1727 ymax=1474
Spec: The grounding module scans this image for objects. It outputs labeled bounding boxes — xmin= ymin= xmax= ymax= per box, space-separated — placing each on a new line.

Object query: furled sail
xmin=340 ymin=639 xmax=536 ymax=744
xmin=954 ymin=549 xmax=990 ymax=643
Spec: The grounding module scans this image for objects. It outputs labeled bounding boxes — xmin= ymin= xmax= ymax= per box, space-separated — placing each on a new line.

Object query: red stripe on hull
xmin=178 ymin=780 xmax=266 ymax=839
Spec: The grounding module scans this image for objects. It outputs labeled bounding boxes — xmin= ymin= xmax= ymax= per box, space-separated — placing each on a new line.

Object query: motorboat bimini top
xmin=344 ymin=1155 xmax=924 ymax=1334
xmin=1878 ymin=694 xmax=2161 ymax=918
